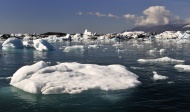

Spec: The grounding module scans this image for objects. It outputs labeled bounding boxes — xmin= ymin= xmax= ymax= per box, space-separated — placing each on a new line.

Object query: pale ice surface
xmin=153 ymin=71 xmax=168 ymax=80
xmin=10 ymin=61 xmax=141 ymax=94
xmin=23 ymin=40 xmax=34 ymax=48
xmin=2 ymin=37 xmax=24 ymax=49
xmin=33 ymin=39 xmax=54 ymax=51
xmin=137 ymin=57 xmax=184 ymax=63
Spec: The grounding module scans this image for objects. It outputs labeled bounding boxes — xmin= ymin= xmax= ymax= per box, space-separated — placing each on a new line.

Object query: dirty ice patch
xmin=153 ymin=71 xmax=168 ymax=80
xmin=10 ymin=61 xmax=141 ymax=94
xmin=137 ymin=57 xmax=184 ymax=64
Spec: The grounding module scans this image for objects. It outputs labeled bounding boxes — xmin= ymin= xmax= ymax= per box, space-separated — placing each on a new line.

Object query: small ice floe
xmin=88 ymin=45 xmax=98 ymax=49
xmin=10 ymin=61 xmax=141 ymax=94
xmin=117 ymin=49 xmax=125 ymax=53
xmin=153 ymin=71 xmax=168 ymax=80
xmin=64 ymin=45 xmax=84 ymax=53
xmin=33 ymin=39 xmax=54 ymax=51
xmin=167 ymin=81 xmax=174 ymax=84
xmin=130 ymin=67 xmax=144 ymax=70
xmin=137 ymin=57 xmax=184 ymax=64
xmin=149 ymin=48 xmax=166 ymax=55
xmin=159 ymin=49 xmax=166 ymax=54
xmin=174 ymin=65 xmax=190 ymax=72
xmin=149 ymin=48 xmax=157 ymax=53
xmin=2 ymin=37 xmax=24 ymax=49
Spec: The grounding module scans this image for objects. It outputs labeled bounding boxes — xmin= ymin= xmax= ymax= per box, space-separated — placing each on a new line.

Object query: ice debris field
xmin=2 ymin=29 xmax=190 ymax=94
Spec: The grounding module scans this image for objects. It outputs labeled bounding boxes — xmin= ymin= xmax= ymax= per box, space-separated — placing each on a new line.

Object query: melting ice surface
xmin=10 ymin=61 xmax=141 ymax=94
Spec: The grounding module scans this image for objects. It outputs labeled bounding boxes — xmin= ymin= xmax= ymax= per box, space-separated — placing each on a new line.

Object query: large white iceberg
xmin=137 ymin=57 xmax=184 ymax=63
xmin=10 ymin=61 xmax=141 ymax=94
xmin=2 ymin=37 xmax=24 ymax=49
xmin=33 ymin=39 xmax=54 ymax=51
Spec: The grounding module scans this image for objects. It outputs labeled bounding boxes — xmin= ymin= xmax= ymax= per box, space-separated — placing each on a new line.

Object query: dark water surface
xmin=0 ymin=40 xmax=190 ymax=112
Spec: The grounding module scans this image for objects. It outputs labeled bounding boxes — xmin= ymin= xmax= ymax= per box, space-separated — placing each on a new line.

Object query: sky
xmin=0 ymin=0 xmax=190 ymax=34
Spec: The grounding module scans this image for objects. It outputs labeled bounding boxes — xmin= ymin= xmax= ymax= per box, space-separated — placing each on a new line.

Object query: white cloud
xmin=124 ymin=6 xmax=183 ymax=26
xmin=76 ymin=12 xmax=83 ymax=15
xmin=88 ymin=12 xmax=106 ymax=17
xmin=107 ymin=13 xmax=119 ymax=19
xmin=76 ymin=11 xmax=119 ymax=19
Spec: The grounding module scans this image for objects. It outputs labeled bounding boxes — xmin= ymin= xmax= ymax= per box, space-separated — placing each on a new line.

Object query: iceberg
xmin=2 ymin=37 xmax=24 ymax=49
xmin=33 ymin=39 xmax=54 ymax=51
xmin=155 ymin=31 xmax=178 ymax=39
xmin=10 ymin=61 xmax=141 ymax=94
xmin=137 ymin=57 xmax=184 ymax=63
xmin=153 ymin=71 xmax=168 ymax=80
xmin=84 ymin=29 xmax=94 ymax=36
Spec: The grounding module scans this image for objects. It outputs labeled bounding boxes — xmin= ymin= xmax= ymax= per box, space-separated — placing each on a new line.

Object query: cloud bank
xmin=124 ymin=6 xmax=184 ymax=26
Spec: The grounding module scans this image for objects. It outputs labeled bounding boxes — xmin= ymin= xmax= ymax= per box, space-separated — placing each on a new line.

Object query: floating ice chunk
xmin=130 ymin=67 xmax=144 ymax=70
xmin=64 ymin=45 xmax=84 ymax=53
xmin=2 ymin=37 xmax=23 ymax=49
xmin=174 ymin=65 xmax=190 ymax=72
xmin=137 ymin=57 xmax=184 ymax=63
xmin=33 ymin=39 xmax=54 ymax=51
xmin=149 ymin=48 xmax=157 ymax=53
xmin=153 ymin=71 xmax=168 ymax=80
xmin=168 ymin=81 xmax=174 ymax=84
xmin=88 ymin=45 xmax=98 ymax=49
xmin=10 ymin=61 xmax=141 ymax=94
xmin=159 ymin=49 xmax=166 ymax=53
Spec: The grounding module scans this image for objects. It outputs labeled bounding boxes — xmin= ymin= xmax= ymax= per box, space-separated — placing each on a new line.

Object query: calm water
xmin=0 ymin=39 xmax=190 ymax=112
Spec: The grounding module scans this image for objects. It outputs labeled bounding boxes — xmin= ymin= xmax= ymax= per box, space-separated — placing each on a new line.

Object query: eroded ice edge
xmin=10 ymin=61 xmax=141 ymax=94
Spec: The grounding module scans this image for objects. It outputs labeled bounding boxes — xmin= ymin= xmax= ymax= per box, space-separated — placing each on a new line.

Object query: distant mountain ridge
xmin=128 ymin=24 xmax=190 ymax=33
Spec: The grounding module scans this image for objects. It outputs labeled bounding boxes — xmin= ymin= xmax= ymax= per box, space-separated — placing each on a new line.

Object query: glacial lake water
xmin=0 ymin=39 xmax=190 ymax=112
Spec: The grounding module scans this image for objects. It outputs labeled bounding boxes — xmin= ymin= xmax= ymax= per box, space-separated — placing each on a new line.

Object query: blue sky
xmin=0 ymin=0 xmax=190 ymax=34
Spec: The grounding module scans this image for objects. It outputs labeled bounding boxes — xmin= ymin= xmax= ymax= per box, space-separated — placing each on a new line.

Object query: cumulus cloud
xmin=124 ymin=6 xmax=183 ymax=26
xmin=76 ymin=11 xmax=119 ymax=19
